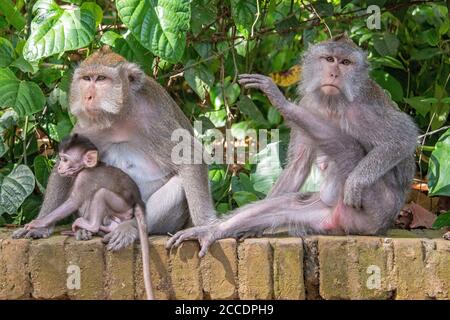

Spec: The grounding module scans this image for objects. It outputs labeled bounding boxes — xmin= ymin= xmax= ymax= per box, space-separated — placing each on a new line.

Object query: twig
xmin=418 ymin=125 xmax=450 ymax=140
xmin=250 ymin=0 xmax=261 ymax=38
xmin=301 ymin=0 xmax=332 ymax=38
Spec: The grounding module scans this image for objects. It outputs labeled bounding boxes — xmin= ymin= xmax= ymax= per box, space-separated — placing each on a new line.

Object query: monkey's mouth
xmin=321 ymin=84 xmax=340 ymax=90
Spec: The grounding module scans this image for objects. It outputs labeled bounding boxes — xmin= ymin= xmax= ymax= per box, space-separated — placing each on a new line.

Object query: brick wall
xmin=0 ymin=229 xmax=448 ymax=300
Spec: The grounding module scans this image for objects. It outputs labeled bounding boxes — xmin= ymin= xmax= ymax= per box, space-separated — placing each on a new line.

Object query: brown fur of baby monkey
xmin=25 ymin=134 xmax=155 ymax=300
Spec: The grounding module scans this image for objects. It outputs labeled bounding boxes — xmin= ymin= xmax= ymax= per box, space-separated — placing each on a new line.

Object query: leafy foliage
xmin=0 ymin=0 xmax=449 ymax=227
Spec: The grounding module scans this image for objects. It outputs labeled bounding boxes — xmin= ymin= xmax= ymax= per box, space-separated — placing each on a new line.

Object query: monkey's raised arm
xmin=268 ymin=130 xmax=314 ymax=198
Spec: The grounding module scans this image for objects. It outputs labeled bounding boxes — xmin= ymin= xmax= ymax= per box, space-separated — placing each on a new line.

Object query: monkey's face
xmin=58 ymin=149 xmax=85 ymax=177
xmin=70 ymin=65 xmax=124 ymax=128
xmin=299 ymin=38 xmax=369 ymax=103
xmin=69 ymin=53 xmax=145 ymax=129
xmin=318 ymin=54 xmax=353 ymax=96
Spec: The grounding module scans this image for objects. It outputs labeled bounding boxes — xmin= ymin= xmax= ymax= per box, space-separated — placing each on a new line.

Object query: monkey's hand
xmin=166 ymin=225 xmax=219 ymax=258
xmin=102 ymin=219 xmax=138 ymax=251
xmin=238 ymin=74 xmax=289 ymax=110
xmin=343 ymin=178 xmax=363 ymax=210
xmin=12 ymin=226 xmax=53 ymax=239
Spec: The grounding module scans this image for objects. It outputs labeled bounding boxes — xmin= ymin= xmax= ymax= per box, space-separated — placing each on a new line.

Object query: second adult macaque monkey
xmin=167 ymin=34 xmax=418 ymax=257
xmin=25 ymin=134 xmax=154 ymax=300
xmin=13 ymin=46 xmax=216 ymax=250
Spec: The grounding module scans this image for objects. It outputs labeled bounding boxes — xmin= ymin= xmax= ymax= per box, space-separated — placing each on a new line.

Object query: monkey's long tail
xmin=134 ymin=203 xmax=155 ymax=300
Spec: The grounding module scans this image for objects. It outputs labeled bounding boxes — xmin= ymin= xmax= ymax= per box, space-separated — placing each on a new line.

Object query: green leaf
xmin=0 ymin=68 xmax=45 ymax=117
xmin=80 ymin=2 xmax=103 ymax=27
xmin=428 ymin=129 xmax=450 ymax=196
xmin=230 ymin=0 xmax=257 ymax=37
xmin=370 ymin=56 xmax=405 ymax=71
xmin=100 ymin=31 xmax=152 ymax=68
xmin=370 ymin=70 xmax=403 ymax=102
xmin=33 ymin=155 xmax=52 ymax=192
xmin=410 ymin=48 xmax=441 ymax=60
xmin=116 ymin=0 xmax=191 ymax=63
xmin=191 ymin=0 xmax=217 ymax=36
xmin=0 ymin=0 xmax=26 ymax=30
xmin=250 ymin=142 xmax=282 ymax=194
xmin=0 ymin=37 xmax=15 ymax=67
xmin=18 ymin=193 xmax=42 ymax=223
xmin=237 ymin=95 xmax=269 ymax=127
xmin=0 ymin=139 xmax=6 ymax=158
xmin=233 ymin=191 xmax=258 ymax=207
xmin=184 ymin=60 xmax=215 ymax=100
xmin=373 ymin=33 xmax=399 ymax=57
xmin=0 ymin=165 xmax=35 ymax=215
xmin=23 ymin=0 xmax=96 ymax=61
xmin=267 ymin=107 xmax=281 ymax=125
xmin=432 ymin=211 xmax=450 ymax=229
xmin=404 ymin=96 xmax=432 ymax=117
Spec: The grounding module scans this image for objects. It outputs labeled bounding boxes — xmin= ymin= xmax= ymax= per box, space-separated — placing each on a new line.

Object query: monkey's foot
xmin=444 ymin=231 xmax=450 ymax=240
xmin=75 ymin=228 xmax=93 ymax=241
xmin=12 ymin=227 xmax=52 ymax=239
xmin=102 ymin=221 xmax=138 ymax=251
xmin=166 ymin=226 xmax=219 ymax=258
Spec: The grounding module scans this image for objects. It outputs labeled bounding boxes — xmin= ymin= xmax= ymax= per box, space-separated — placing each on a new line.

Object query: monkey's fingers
xmin=198 ymin=239 xmax=214 ymax=258
xmin=11 ymin=227 xmax=28 ymax=239
xmin=166 ymin=230 xmax=193 ymax=248
xmin=239 ymin=74 xmax=268 ymax=81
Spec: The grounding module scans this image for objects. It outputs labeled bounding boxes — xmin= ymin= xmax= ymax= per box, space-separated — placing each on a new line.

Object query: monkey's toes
xmin=444 ymin=231 xmax=450 ymax=240
xmin=75 ymin=229 xmax=93 ymax=241
xmin=11 ymin=228 xmax=28 ymax=239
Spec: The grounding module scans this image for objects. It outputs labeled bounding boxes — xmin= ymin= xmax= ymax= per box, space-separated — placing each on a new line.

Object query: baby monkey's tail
xmin=134 ymin=202 xmax=155 ymax=300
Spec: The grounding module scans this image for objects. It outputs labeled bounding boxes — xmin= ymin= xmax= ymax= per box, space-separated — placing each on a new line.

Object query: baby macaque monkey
xmin=25 ymin=134 xmax=154 ymax=300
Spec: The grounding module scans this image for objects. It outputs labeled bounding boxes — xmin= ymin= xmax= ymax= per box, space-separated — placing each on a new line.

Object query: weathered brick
xmin=303 ymin=236 xmax=320 ymax=300
xmin=435 ymin=240 xmax=450 ymax=300
xmin=0 ymin=239 xmax=30 ymax=299
xmin=238 ymin=239 xmax=273 ymax=299
xmin=65 ymin=238 xmax=105 ymax=300
xmin=170 ymin=240 xmax=202 ymax=299
xmin=135 ymin=236 xmax=171 ymax=300
xmin=106 ymin=245 xmax=134 ymax=300
xmin=393 ymin=238 xmax=426 ymax=299
xmin=318 ymin=236 xmax=349 ymax=299
xmin=201 ymin=238 xmax=237 ymax=299
xmin=29 ymin=236 xmax=68 ymax=299
xmin=422 ymin=239 xmax=450 ymax=300
xmin=271 ymin=238 xmax=305 ymax=300
xmin=346 ymin=236 xmax=394 ymax=299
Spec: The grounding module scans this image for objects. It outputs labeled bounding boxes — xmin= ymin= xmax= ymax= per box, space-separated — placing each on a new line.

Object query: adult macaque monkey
xmin=25 ymin=134 xmax=154 ymax=300
xmin=13 ymin=47 xmax=216 ymax=250
xmin=167 ymin=34 xmax=418 ymax=257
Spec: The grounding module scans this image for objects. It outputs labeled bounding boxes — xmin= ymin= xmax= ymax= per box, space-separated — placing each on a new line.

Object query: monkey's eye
xmin=326 ymin=56 xmax=334 ymax=63
xmin=96 ymin=75 xmax=106 ymax=81
xmin=341 ymin=59 xmax=351 ymax=65
xmin=82 ymin=75 xmax=90 ymax=81
xmin=61 ymin=157 xmax=67 ymax=162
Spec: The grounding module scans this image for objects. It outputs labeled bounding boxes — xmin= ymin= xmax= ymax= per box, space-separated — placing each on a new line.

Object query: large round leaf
xmin=250 ymin=142 xmax=282 ymax=194
xmin=100 ymin=31 xmax=153 ymax=68
xmin=0 ymin=165 xmax=35 ymax=215
xmin=184 ymin=60 xmax=215 ymax=100
xmin=428 ymin=129 xmax=450 ymax=196
xmin=0 ymin=37 xmax=15 ymax=67
xmin=116 ymin=0 xmax=190 ymax=63
xmin=0 ymin=68 xmax=45 ymax=117
xmin=23 ymin=0 xmax=96 ymax=61
xmin=370 ymin=70 xmax=403 ymax=102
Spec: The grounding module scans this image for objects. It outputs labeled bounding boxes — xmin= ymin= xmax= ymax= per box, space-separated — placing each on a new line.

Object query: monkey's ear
xmin=83 ymin=150 xmax=99 ymax=168
xmin=121 ymin=62 xmax=145 ymax=90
